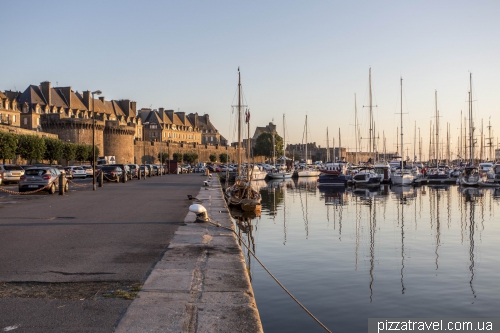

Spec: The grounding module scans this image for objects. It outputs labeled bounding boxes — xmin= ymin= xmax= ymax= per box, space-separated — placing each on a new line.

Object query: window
xmin=24 ymin=118 xmax=27 ymax=125
xmin=13 ymin=115 xmax=16 ymax=123
xmin=37 ymin=118 xmax=40 ymax=125
xmin=150 ymin=124 xmax=157 ymax=129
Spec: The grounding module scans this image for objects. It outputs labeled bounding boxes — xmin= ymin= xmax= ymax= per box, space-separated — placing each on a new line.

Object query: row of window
xmin=0 ymin=113 xmax=17 ymax=123
xmin=0 ymin=100 xmax=18 ymax=111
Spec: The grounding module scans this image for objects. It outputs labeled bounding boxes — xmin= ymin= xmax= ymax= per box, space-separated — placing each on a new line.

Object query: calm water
xmin=231 ymin=179 xmax=500 ymax=333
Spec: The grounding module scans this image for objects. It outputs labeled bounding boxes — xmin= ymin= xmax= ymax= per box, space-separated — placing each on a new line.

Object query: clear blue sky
xmin=3 ymin=0 xmax=500 ymax=160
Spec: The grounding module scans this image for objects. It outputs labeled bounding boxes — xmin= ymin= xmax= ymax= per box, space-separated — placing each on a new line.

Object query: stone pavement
xmin=115 ymin=177 xmax=263 ymax=332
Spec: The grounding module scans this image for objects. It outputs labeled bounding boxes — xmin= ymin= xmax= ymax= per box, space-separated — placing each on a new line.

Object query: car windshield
xmin=73 ymin=167 xmax=84 ymax=170
xmin=101 ymin=167 xmax=116 ymax=171
xmin=4 ymin=165 xmax=24 ymax=170
xmin=25 ymin=169 xmax=48 ymax=176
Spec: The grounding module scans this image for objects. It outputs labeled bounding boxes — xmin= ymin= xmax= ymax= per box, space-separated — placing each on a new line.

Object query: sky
xmin=3 ymin=0 xmax=500 ymax=161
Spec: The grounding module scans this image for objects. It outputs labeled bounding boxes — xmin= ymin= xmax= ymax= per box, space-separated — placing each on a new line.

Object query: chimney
xmin=166 ymin=110 xmax=174 ymax=122
xmin=99 ymin=96 xmax=105 ymax=103
xmin=117 ymin=99 xmax=131 ymax=117
xmin=40 ymin=81 xmax=52 ymax=106
xmin=176 ymin=111 xmax=186 ymax=125
xmin=158 ymin=107 xmax=165 ymax=121
xmin=83 ymin=91 xmax=91 ymax=110
xmin=130 ymin=101 xmax=137 ymax=115
xmin=188 ymin=113 xmax=198 ymax=127
xmin=61 ymin=87 xmax=72 ymax=108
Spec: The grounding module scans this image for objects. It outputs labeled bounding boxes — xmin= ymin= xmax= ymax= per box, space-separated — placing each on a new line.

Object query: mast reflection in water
xmin=232 ymin=180 xmax=500 ymax=333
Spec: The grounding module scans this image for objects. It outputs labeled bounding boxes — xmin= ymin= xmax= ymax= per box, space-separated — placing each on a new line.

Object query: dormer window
xmin=150 ymin=124 xmax=157 ymax=129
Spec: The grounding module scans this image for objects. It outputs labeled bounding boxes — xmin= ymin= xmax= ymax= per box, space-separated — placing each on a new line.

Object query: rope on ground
xmin=206 ymin=217 xmax=333 ymax=333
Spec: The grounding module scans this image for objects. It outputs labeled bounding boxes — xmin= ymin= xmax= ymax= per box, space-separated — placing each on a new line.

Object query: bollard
xmin=138 ymin=169 xmax=142 ymax=180
xmin=59 ymin=175 xmax=65 ymax=195
xmin=98 ymin=171 xmax=103 ymax=187
xmin=122 ymin=171 xmax=127 ymax=183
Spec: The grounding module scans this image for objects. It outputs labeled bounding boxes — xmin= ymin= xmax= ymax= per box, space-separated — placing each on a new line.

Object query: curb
xmin=115 ymin=177 xmax=263 ymax=332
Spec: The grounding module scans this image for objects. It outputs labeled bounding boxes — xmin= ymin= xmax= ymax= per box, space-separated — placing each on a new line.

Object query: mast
xmin=326 ymin=128 xmax=330 ymax=162
xmin=283 ymin=114 xmax=286 ymax=166
xmin=339 ymin=128 xmax=341 ymax=162
xmin=305 ymin=115 xmax=308 ymax=164
xmin=400 ymin=77 xmax=404 ymax=168
xmin=247 ymin=108 xmax=251 ymax=180
xmin=469 ymin=72 xmax=474 ymax=165
xmin=355 ymin=93 xmax=358 ymax=164
xmin=237 ymin=69 xmax=242 ymax=176
xmin=413 ymin=121 xmax=416 ymax=164
xmin=460 ymin=110 xmax=463 ymax=161
xmin=435 ymin=90 xmax=439 ymax=166
xmin=369 ymin=68 xmax=373 ymax=160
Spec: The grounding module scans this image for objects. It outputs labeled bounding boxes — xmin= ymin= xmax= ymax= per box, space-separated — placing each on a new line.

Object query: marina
xmin=232 ymin=178 xmax=500 ymax=332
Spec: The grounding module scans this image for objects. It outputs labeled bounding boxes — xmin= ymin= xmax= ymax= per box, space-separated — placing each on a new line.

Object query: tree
xmin=158 ymin=152 xmax=169 ymax=163
xmin=75 ymin=144 xmax=89 ymax=163
xmin=209 ymin=154 xmax=217 ymax=162
xmin=254 ymin=132 xmax=283 ymax=158
xmin=219 ymin=153 xmax=229 ymax=163
xmin=173 ymin=152 xmax=183 ymax=163
xmin=17 ymin=134 xmax=45 ymax=164
xmin=183 ymin=153 xmax=198 ymax=164
xmin=0 ymin=132 xmax=18 ymax=164
xmin=62 ymin=142 xmax=77 ymax=165
xmin=43 ymin=137 xmax=64 ymax=165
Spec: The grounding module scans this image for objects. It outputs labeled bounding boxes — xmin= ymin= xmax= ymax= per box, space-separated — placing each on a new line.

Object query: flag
xmin=245 ymin=109 xmax=250 ymax=123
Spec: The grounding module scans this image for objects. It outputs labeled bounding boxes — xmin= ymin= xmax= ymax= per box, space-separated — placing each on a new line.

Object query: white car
xmin=65 ymin=166 xmax=87 ymax=179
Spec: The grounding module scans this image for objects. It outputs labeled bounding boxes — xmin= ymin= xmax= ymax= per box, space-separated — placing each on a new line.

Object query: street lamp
xmin=92 ymin=90 xmax=102 ymax=191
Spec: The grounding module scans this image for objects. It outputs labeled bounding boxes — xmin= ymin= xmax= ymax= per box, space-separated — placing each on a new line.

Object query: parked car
xmin=127 ymin=164 xmax=140 ymax=178
xmin=18 ymin=167 xmax=66 ymax=194
xmin=64 ymin=166 xmax=87 ymax=179
xmin=0 ymin=164 xmax=25 ymax=184
xmin=139 ymin=165 xmax=150 ymax=177
xmin=100 ymin=166 xmax=123 ymax=182
xmin=81 ymin=165 xmax=94 ymax=177
xmin=152 ymin=165 xmax=163 ymax=176
xmin=145 ymin=164 xmax=155 ymax=176
xmin=108 ymin=164 xmax=132 ymax=180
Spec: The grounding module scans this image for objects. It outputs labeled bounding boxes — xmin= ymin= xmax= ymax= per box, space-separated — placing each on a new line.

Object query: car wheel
xmin=48 ymin=183 xmax=56 ymax=194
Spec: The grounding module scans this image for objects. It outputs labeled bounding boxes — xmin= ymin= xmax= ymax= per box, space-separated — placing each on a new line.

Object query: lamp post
xmin=92 ymin=90 xmax=102 ymax=191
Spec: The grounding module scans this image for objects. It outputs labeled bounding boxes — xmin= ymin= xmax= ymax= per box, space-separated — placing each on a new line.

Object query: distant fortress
xmin=0 ymin=81 xmax=241 ymax=164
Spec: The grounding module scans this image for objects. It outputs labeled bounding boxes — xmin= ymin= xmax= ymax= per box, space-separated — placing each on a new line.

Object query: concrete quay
xmin=0 ymin=173 xmax=262 ymax=332
xmin=115 ymin=176 xmax=263 ymax=332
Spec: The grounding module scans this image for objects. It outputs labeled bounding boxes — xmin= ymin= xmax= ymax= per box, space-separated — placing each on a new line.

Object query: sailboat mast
xmin=435 ymin=90 xmax=439 ymax=166
xmin=469 ymin=72 xmax=473 ymax=164
xmin=354 ymin=94 xmax=359 ymax=164
xmin=247 ymin=108 xmax=251 ymax=179
xmin=369 ymin=68 xmax=373 ymax=160
xmin=326 ymin=127 xmax=330 ymax=162
xmin=283 ymin=114 xmax=286 ymax=166
xmin=339 ymin=128 xmax=341 ymax=162
xmin=237 ymin=69 xmax=242 ymax=176
xmin=400 ymin=77 xmax=404 ymax=168
xmin=305 ymin=115 xmax=308 ymax=164
xmin=460 ymin=110 xmax=463 ymax=161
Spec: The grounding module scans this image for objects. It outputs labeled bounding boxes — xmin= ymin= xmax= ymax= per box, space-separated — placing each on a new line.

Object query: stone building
xmin=187 ymin=113 xmax=223 ymax=145
xmin=139 ymin=108 xmax=202 ymax=144
xmin=0 ymin=91 xmax=21 ymax=127
xmin=13 ymin=81 xmax=140 ymax=164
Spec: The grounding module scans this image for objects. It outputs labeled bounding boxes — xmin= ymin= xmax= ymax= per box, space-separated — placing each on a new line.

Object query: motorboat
xmin=352 ymin=167 xmax=381 ymax=187
xmin=458 ymin=166 xmax=480 ymax=186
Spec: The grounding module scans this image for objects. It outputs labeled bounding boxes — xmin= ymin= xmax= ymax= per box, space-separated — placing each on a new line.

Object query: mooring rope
xmin=206 ymin=217 xmax=333 ymax=333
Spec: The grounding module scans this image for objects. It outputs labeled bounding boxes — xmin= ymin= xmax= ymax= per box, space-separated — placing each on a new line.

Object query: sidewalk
xmin=115 ymin=176 xmax=263 ymax=332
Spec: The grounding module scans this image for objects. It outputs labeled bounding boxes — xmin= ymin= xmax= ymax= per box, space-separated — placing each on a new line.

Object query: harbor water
xmin=231 ymin=178 xmax=500 ymax=332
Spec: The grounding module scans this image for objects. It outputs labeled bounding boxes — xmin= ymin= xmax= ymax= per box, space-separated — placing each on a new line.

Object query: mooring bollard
xmin=138 ymin=170 xmax=142 ymax=180
xmin=122 ymin=171 xmax=127 ymax=183
xmin=98 ymin=171 xmax=103 ymax=187
xmin=59 ymin=175 xmax=65 ymax=195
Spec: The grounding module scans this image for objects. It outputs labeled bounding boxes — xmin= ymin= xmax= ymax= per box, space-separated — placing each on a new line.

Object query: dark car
xmin=127 ymin=164 xmax=140 ymax=178
xmin=107 ymin=164 xmax=132 ymax=180
xmin=18 ymin=167 xmax=66 ymax=194
xmin=101 ymin=166 xmax=123 ymax=182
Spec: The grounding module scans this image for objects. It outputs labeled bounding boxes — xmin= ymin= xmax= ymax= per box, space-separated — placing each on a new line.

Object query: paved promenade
xmin=0 ymin=173 xmax=262 ymax=332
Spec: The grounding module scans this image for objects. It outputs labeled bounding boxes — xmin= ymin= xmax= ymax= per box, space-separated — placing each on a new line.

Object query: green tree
xmin=219 ymin=153 xmax=229 ymax=163
xmin=43 ymin=138 xmax=64 ymax=165
xmin=254 ymin=132 xmax=282 ymax=158
xmin=0 ymin=132 xmax=18 ymax=164
xmin=209 ymin=154 xmax=217 ymax=162
xmin=75 ymin=144 xmax=89 ymax=163
xmin=158 ymin=152 xmax=169 ymax=163
xmin=173 ymin=152 xmax=183 ymax=163
xmin=17 ymin=134 xmax=45 ymax=164
xmin=62 ymin=142 xmax=77 ymax=165
xmin=183 ymin=153 xmax=198 ymax=164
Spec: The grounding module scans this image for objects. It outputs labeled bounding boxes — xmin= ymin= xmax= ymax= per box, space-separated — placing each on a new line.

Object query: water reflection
xmin=240 ymin=181 xmax=500 ymax=332
xmin=231 ymin=207 xmax=259 ymax=281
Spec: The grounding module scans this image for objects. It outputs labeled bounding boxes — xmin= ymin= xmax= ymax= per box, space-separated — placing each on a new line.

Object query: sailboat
xmin=267 ymin=114 xmax=293 ymax=179
xmin=297 ymin=115 xmax=320 ymax=177
xmin=459 ymin=73 xmax=480 ymax=186
xmin=390 ymin=77 xmax=415 ymax=185
xmin=224 ymin=68 xmax=262 ymax=212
